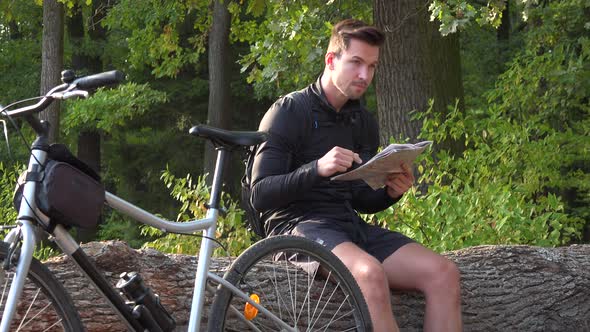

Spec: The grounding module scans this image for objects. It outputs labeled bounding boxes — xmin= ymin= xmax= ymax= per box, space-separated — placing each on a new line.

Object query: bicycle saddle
xmin=189 ymin=124 xmax=267 ymax=149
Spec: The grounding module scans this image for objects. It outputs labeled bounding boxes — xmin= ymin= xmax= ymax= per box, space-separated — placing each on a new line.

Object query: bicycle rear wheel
xmin=208 ymin=235 xmax=372 ymax=331
xmin=0 ymin=241 xmax=84 ymax=331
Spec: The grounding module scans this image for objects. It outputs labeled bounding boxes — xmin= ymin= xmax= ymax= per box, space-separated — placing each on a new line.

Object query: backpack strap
xmin=287 ymin=91 xmax=315 ymax=166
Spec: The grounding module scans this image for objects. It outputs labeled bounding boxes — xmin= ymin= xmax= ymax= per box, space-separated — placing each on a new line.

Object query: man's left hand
xmin=385 ymin=163 xmax=414 ymax=199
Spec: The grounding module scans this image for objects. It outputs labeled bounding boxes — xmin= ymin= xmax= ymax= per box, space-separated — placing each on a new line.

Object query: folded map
xmin=331 ymin=141 xmax=432 ymax=190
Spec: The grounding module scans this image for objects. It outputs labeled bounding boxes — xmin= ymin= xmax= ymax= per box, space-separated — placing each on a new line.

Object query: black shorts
xmin=285 ymin=219 xmax=415 ymax=263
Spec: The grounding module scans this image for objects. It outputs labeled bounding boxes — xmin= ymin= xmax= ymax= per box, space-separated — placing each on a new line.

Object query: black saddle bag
xmin=13 ymin=145 xmax=105 ymax=229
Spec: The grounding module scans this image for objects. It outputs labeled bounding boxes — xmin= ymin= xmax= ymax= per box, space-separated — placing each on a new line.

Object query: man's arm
xmin=250 ymin=96 xmax=322 ymax=211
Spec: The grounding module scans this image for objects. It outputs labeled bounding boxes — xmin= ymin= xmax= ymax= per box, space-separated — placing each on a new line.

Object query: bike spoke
xmin=16 ymin=289 xmax=41 ymax=331
xmin=41 ymin=318 xmax=64 ymax=332
xmin=22 ymin=301 xmax=57 ymax=331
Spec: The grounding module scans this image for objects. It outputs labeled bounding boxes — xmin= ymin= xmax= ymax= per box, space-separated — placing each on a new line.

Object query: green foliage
xmin=233 ymin=0 xmax=371 ymax=99
xmin=459 ymin=19 xmax=525 ymax=109
xmin=369 ymin=100 xmax=585 ymax=252
xmin=373 ymin=0 xmax=589 ymax=251
xmin=34 ymin=243 xmax=60 ymax=261
xmin=486 ymin=0 xmax=590 ymax=229
xmin=487 ymin=1 xmax=589 ymax=125
xmin=0 ymin=1 xmax=43 ymax=37
xmin=427 ymin=0 xmax=538 ymax=36
xmin=0 ymin=162 xmax=60 ymax=259
xmin=0 ymin=39 xmax=41 ymax=105
xmin=0 ymin=3 xmax=43 ymax=124
xmin=102 ymin=0 xmax=210 ymax=78
xmin=0 ymin=162 xmax=23 ymax=238
xmin=62 ymin=83 xmax=167 ymax=136
xmin=141 ymin=168 xmax=254 ymax=256
xmin=97 ymin=210 xmax=146 ymax=248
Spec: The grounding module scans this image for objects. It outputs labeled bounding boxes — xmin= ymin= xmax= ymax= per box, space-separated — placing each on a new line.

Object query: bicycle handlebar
xmin=72 ymin=70 xmax=125 ymax=90
xmin=1 ymin=70 xmax=125 ymax=119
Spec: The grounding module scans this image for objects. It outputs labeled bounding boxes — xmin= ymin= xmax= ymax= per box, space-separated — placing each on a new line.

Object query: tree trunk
xmin=39 ymin=0 xmax=64 ymax=143
xmin=203 ymin=0 xmax=232 ymax=183
xmin=497 ymin=0 xmax=511 ymax=42
xmin=373 ymin=0 xmax=464 ymax=148
xmin=38 ymin=241 xmax=590 ymax=331
xmin=67 ymin=4 xmax=106 ymax=243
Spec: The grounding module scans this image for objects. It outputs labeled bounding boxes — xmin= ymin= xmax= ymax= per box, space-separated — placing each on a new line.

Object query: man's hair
xmin=327 ymin=19 xmax=384 ymax=57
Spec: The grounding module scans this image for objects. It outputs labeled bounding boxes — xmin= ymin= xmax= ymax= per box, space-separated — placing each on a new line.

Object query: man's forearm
xmin=251 ymin=160 xmax=320 ymax=211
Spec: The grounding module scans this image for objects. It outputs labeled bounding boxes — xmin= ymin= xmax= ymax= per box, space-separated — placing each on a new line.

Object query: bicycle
xmin=0 ymin=70 xmax=372 ymax=331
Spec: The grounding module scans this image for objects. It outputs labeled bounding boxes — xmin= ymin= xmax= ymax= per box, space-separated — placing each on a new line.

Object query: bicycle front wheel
xmin=208 ymin=235 xmax=372 ymax=331
xmin=0 ymin=241 xmax=84 ymax=331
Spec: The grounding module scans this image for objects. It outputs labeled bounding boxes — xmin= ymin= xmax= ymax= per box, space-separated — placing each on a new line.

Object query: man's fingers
xmin=400 ymin=163 xmax=415 ymax=181
xmin=353 ymin=153 xmax=362 ymax=164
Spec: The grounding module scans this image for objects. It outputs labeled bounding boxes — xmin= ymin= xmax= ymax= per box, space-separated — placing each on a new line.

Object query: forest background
xmin=0 ymin=0 xmax=587 ymax=257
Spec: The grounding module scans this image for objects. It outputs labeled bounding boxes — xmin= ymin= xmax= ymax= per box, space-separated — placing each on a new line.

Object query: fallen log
xmin=41 ymin=241 xmax=589 ymax=331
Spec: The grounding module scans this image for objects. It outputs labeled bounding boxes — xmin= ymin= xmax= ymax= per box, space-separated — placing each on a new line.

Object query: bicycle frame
xmin=1 ymin=136 xmax=294 ymax=331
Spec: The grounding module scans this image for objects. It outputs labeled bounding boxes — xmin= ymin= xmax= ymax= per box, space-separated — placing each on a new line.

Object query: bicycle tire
xmin=0 ymin=241 xmax=84 ymax=332
xmin=207 ymin=235 xmax=372 ymax=331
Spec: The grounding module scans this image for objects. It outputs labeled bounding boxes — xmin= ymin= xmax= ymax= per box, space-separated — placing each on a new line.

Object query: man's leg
xmin=332 ymin=242 xmax=399 ymax=332
xmin=382 ymin=243 xmax=462 ymax=332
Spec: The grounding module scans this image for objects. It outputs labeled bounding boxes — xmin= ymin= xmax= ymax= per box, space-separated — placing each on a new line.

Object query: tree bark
xmin=36 ymin=241 xmax=590 ymax=332
xmin=203 ymin=0 xmax=233 ymax=183
xmin=67 ymin=3 xmax=106 ymax=243
xmin=373 ymin=0 xmax=464 ymax=148
xmin=497 ymin=0 xmax=511 ymax=42
xmin=39 ymin=0 xmax=64 ymax=143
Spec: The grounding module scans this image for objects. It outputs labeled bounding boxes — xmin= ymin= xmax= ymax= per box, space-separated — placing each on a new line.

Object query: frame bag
xmin=14 ymin=159 xmax=105 ymax=229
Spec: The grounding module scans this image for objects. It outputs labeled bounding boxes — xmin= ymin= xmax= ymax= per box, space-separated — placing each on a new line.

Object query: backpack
xmin=241 ymin=91 xmax=366 ymax=238
xmin=240 ymin=144 xmax=266 ymax=238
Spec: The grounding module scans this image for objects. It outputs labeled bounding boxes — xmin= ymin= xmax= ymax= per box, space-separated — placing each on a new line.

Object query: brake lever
xmin=51 ymin=90 xmax=89 ymax=100
xmin=62 ymin=90 xmax=89 ymax=99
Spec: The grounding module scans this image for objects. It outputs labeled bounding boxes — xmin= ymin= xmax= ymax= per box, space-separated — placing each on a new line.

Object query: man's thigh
xmin=289 ymin=220 xmax=415 ymax=263
xmin=288 ymin=219 xmax=353 ymax=251
xmin=363 ymin=224 xmax=415 ymax=263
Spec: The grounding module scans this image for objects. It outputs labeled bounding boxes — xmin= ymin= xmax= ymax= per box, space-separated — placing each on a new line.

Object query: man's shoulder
xmin=260 ymin=87 xmax=313 ymax=133
xmin=270 ymin=86 xmax=314 ymax=117
xmin=281 ymin=86 xmax=313 ymax=107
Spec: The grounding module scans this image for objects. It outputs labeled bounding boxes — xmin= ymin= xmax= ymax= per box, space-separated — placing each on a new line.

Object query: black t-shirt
xmin=251 ymin=77 xmax=397 ymax=235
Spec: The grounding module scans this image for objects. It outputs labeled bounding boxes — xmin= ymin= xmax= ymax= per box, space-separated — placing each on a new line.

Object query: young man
xmin=251 ymin=19 xmax=462 ymax=332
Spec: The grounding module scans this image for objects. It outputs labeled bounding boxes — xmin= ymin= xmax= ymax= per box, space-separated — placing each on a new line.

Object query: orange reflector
xmin=244 ymin=294 xmax=260 ymax=320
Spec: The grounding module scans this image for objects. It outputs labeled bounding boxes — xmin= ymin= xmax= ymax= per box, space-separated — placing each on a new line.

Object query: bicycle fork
xmin=0 ymin=146 xmax=47 ymax=332
xmin=0 ymin=220 xmax=36 ymax=332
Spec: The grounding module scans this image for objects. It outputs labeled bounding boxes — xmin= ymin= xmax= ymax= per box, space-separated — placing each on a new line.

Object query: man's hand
xmin=385 ymin=163 xmax=414 ymax=199
xmin=317 ymin=146 xmax=362 ymax=177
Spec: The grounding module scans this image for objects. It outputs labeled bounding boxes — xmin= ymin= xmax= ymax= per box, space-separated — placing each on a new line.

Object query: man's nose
xmin=358 ymin=65 xmax=369 ymax=80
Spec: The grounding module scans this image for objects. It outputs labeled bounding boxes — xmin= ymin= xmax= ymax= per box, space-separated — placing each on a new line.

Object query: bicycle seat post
xmin=208 ymin=147 xmax=229 ymax=210
xmin=187 ymin=146 xmax=229 ymax=331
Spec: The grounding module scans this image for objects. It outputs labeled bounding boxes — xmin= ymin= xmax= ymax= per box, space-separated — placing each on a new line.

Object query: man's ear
xmin=325 ymin=52 xmax=335 ymax=70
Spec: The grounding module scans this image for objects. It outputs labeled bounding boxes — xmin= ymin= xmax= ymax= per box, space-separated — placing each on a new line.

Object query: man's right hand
xmin=317 ymin=146 xmax=362 ymax=177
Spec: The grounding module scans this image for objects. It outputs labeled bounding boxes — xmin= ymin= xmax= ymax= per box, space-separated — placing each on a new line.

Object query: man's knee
xmin=354 ymin=260 xmax=388 ymax=286
xmin=426 ymin=258 xmax=461 ymax=297
xmin=331 ymin=242 xmax=390 ymax=296
xmin=350 ymin=260 xmax=392 ymax=304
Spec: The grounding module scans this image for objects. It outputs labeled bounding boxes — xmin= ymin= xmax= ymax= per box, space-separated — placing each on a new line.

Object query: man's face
xmin=330 ymin=38 xmax=380 ymax=100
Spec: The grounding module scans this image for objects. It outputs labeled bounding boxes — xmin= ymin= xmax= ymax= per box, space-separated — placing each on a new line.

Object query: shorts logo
xmin=315 ymin=238 xmax=325 ymax=246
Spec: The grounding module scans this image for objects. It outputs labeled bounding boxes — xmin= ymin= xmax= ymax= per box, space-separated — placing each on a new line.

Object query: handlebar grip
xmin=73 ymin=70 xmax=125 ymax=90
